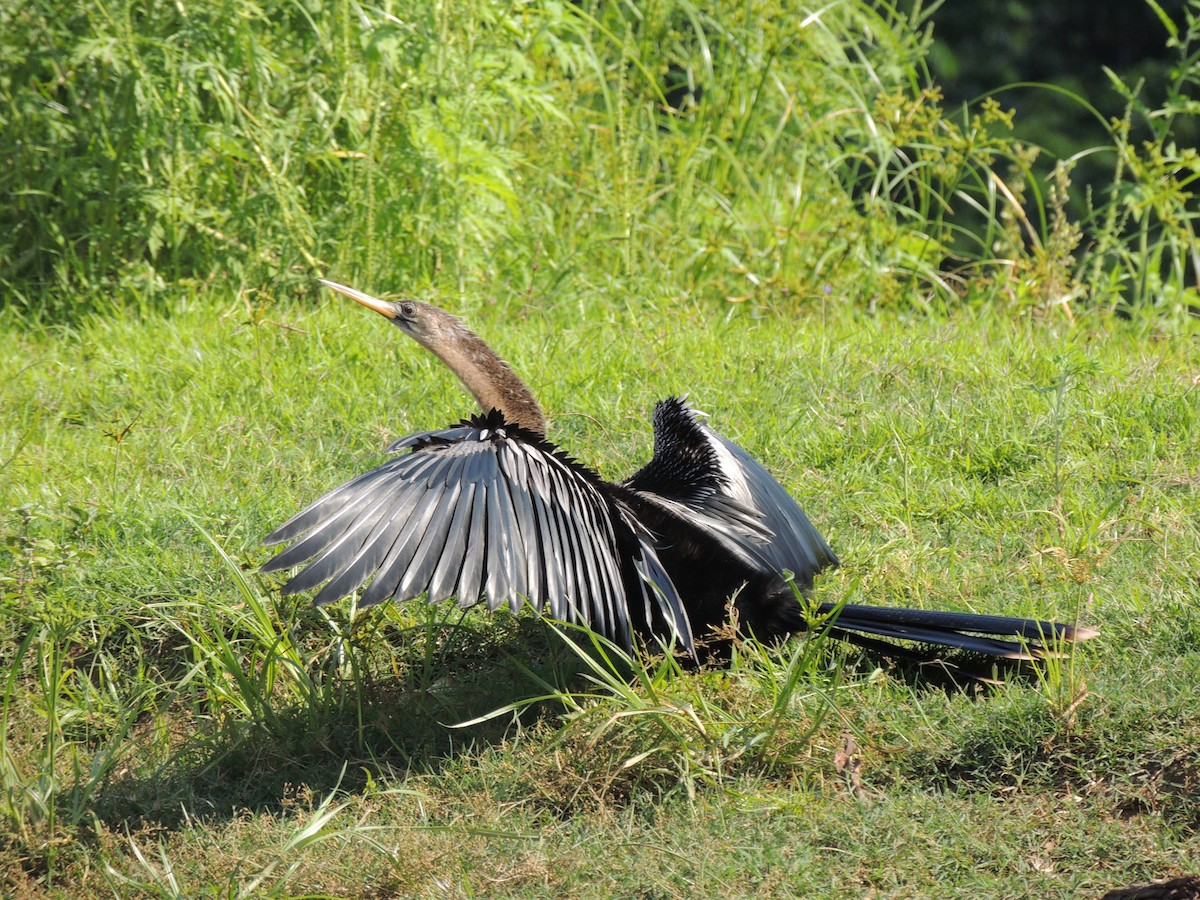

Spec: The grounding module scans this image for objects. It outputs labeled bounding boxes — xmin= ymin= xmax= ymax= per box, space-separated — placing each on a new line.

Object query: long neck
xmin=418 ymin=322 xmax=547 ymax=434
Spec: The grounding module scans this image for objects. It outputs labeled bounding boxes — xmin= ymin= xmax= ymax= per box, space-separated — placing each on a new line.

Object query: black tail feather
xmin=828 ymin=619 xmax=1036 ymax=660
xmin=815 ymin=602 xmax=1097 ymax=662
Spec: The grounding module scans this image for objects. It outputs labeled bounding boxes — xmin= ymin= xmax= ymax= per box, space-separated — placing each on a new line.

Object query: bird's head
xmin=318 ymin=279 xmax=465 ymax=351
xmin=316 ymin=277 xmax=546 ymax=432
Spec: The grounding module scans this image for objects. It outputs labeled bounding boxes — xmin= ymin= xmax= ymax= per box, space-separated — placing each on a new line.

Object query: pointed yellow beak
xmin=319 ymin=279 xmax=397 ymax=319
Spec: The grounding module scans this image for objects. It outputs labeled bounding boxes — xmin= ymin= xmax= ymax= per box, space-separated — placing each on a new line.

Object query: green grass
xmin=2 ymin=292 xmax=1198 ymax=896
xmin=4 ymin=0 xmax=1200 ymax=894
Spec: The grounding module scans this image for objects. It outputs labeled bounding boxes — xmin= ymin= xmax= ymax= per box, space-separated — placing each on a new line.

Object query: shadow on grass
xmin=82 ymin=604 xmax=1092 ymax=838
xmin=87 ymin=615 xmax=582 ymax=835
xmin=835 ymin=642 xmax=1068 ymax=697
xmin=878 ymin=668 xmax=1200 ymax=837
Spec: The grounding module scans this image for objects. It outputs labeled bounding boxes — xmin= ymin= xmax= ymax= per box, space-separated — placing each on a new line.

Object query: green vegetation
xmin=6 ymin=0 xmax=1199 ymax=317
xmin=2 ymin=0 xmax=1198 ymax=896
xmin=914 ymin=0 xmax=1200 ymax=214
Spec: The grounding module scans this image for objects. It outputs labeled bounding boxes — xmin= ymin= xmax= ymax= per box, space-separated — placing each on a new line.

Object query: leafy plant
xmin=14 ymin=0 xmax=1194 ymax=318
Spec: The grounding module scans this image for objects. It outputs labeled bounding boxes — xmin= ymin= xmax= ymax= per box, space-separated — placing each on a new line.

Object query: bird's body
xmin=263 ymin=281 xmax=1096 ymax=667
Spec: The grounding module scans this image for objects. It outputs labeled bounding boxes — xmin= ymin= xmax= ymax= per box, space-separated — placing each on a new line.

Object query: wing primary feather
xmin=454 ymin=482 xmax=488 ymax=609
xmin=262 ymin=469 xmax=385 ymax=547
xmin=568 ymin=489 xmax=614 ymax=640
xmin=264 ymin=444 xmax=450 ymax=574
xmin=309 ymin=498 xmax=411 ymax=606
xmin=565 ymin=472 xmax=617 ymax=641
xmin=278 ymin=489 xmax=398 ymax=594
xmin=365 ymin=484 xmax=446 ymax=606
xmin=548 ymin=463 xmax=591 ymax=631
xmin=526 ymin=457 xmax=565 ymax=621
xmin=503 ymin=443 xmax=545 ymax=607
xmin=545 ymin=464 xmax=586 ymax=627
xmin=490 ymin=462 xmax=530 ymax=612
xmin=301 ymin=454 xmax=463 ymax=603
xmin=358 ymin=483 xmax=437 ymax=607
xmin=491 ymin=447 xmax=530 ymax=604
xmin=483 ymin=480 xmax=515 ymax=611
xmin=425 ymin=481 xmax=476 ymax=605
xmin=262 ymin=486 xmax=383 ymax=575
xmin=397 ymin=484 xmax=462 ymax=601
xmin=632 ymin=546 xmax=693 ymax=652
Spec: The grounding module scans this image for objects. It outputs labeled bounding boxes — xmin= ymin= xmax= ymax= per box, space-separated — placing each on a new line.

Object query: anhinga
xmin=262 ymin=281 xmax=1096 ymax=667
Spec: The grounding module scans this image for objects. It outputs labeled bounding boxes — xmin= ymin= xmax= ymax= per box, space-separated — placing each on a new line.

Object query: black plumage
xmin=262 ymin=280 xmax=1097 ymax=666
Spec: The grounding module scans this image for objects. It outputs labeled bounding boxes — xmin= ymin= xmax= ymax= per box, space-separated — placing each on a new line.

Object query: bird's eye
xmin=399 ymin=301 xmax=416 ymax=318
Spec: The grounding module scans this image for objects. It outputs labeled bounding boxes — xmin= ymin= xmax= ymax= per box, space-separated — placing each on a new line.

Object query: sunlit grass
xmin=2 ymin=287 xmax=1198 ymax=894
xmin=3 ymin=0 xmax=1200 ymax=894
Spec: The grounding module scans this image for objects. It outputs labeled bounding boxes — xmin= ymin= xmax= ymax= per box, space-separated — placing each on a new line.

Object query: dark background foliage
xmin=917 ymin=0 xmax=1198 ymax=196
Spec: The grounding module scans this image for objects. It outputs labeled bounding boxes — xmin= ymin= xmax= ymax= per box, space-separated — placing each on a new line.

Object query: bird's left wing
xmin=262 ymin=411 xmax=693 ymax=652
xmin=625 ymin=397 xmax=838 ymax=589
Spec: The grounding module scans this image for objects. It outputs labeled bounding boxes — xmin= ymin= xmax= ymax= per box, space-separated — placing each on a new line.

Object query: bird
xmin=262 ymin=280 xmax=1097 ymax=669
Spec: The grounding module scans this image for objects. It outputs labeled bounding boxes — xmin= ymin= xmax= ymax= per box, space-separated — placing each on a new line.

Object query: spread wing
xmin=262 ymin=411 xmax=693 ymax=652
xmin=624 ymin=397 xmax=838 ymax=589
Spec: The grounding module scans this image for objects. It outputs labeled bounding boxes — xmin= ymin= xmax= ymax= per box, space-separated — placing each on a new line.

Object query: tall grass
xmin=1084 ymin=2 xmax=1200 ymax=311
xmin=6 ymin=0 xmax=1195 ymax=318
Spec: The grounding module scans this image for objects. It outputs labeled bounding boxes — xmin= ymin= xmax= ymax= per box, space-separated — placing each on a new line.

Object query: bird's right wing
xmin=262 ymin=411 xmax=693 ymax=653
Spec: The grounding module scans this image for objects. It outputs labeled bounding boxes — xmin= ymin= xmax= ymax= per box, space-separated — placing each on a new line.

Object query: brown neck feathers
xmin=410 ymin=309 xmax=548 ymax=435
